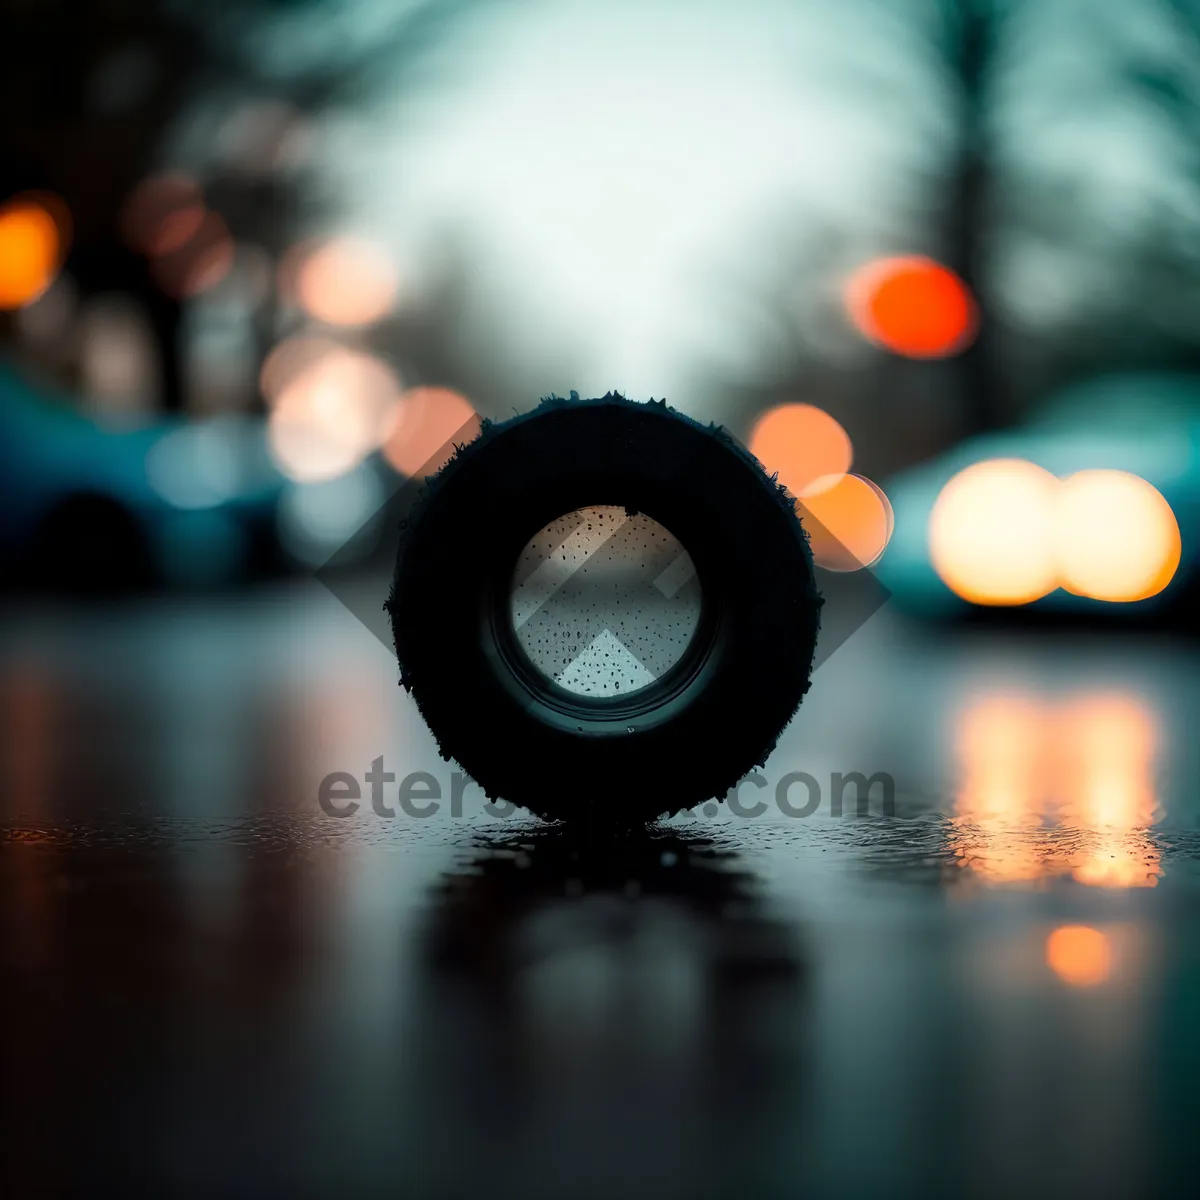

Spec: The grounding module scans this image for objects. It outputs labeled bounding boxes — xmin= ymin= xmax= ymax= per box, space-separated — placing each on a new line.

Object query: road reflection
xmin=408 ymin=822 xmax=810 ymax=1198
xmin=952 ymin=690 xmax=1161 ymax=887
xmin=4 ymin=595 xmax=1198 ymax=1196
xmin=1058 ymin=694 xmax=1160 ymax=888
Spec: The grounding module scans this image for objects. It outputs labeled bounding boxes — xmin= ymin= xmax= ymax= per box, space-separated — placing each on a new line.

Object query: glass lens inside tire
xmin=509 ymin=505 xmax=702 ymax=698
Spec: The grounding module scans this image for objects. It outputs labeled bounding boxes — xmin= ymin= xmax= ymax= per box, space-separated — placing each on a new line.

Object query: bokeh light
xmin=276 ymin=464 xmax=385 ymax=566
xmin=1046 ymin=925 xmax=1113 ymax=987
xmin=259 ymin=334 xmax=343 ymax=404
xmin=931 ymin=461 xmax=1182 ymax=607
xmin=146 ymin=422 xmax=243 ymax=509
xmin=1055 ymin=469 xmax=1181 ymax=602
xmin=120 ymin=173 xmax=205 ymax=256
xmin=845 ymin=255 xmax=976 ymax=358
xmin=859 ymin=475 xmax=896 ymax=542
xmin=282 ymin=236 xmax=398 ymax=327
xmin=79 ymin=295 xmax=160 ymax=415
xmin=798 ymin=473 xmax=893 ymax=571
xmin=381 ymin=386 xmax=478 ymax=478
xmin=267 ymin=347 xmax=401 ymax=482
xmin=151 ymin=211 xmax=235 ymax=298
xmin=953 ymin=693 xmax=1050 ymax=884
xmin=929 ymin=459 xmax=1060 ymax=605
xmin=748 ymin=403 xmax=853 ymax=498
xmin=953 ymin=690 xmax=1162 ymax=888
xmin=16 ymin=273 xmax=77 ymax=347
xmin=1059 ymin=694 xmax=1160 ymax=888
xmin=0 ymin=193 xmax=68 ymax=309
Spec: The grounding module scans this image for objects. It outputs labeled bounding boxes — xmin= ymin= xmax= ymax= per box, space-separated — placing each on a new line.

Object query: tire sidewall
xmin=390 ymin=397 xmax=821 ymax=821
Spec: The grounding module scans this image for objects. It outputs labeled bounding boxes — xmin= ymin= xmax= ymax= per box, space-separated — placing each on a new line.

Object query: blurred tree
xmin=0 ymin=0 xmax=493 ymax=411
xmin=2 ymin=0 xmax=199 ymax=406
xmin=893 ymin=0 xmax=1200 ymax=427
xmin=688 ymin=0 xmax=1008 ymax=467
xmin=1099 ymin=0 xmax=1200 ymax=374
xmin=706 ymin=0 xmax=1200 ymax=465
xmin=999 ymin=0 xmax=1200 ymax=395
xmin=940 ymin=0 xmax=1002 ymax=434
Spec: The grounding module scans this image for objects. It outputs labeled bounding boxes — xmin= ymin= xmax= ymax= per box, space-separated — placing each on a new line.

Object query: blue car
xmin=875 ymin=373 xmax=1200 ymax=619
xmin=0 ymin=363 xmax=286 ymax=591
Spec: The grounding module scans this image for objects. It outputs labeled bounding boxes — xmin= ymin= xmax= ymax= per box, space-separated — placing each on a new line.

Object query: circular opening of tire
xmin=388 ymin=394 xmax=822 ymax=824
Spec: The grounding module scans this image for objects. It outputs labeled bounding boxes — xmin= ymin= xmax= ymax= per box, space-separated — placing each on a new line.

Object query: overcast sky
xmin=197 ymin=0 xmax=1200 ymax=410
xmin=303 ymin=0 xmax=950 ymax=407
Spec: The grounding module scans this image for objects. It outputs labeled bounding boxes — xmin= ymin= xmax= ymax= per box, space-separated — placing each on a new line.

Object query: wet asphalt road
xmin=3 ymin=579 xmax=1200 ymax=1198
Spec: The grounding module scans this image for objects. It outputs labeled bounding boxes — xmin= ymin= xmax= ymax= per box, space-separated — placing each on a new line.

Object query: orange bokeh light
xmin=952 ymin=691 xmax=1162 ymax=889
xmin=1058 ymin=694 xmax=1160 ymax=888
xmin=1055 ymin=469 xmax=1181 ymax=602
xmin=929 ymin=459 xmax=1060 ymax=605
xmin=0 ymin=194 xmax=68 ymax=310
xmin=798 ymin=473 xmax=893 ymax=571
xmin=846 ymin=255 xmax=976 ymax=358
xmin=1046 ymin=925 xmax=1113 ymax=987
xmin=382 ymin=387 xmax=478 ymax=478
xmin=283 ymin=236 xmax=398 ymax=328
xmin=748 ymin=403 xmax=853 ymax=499
xmin=953 ymin=694 xmax=1055 ymax=884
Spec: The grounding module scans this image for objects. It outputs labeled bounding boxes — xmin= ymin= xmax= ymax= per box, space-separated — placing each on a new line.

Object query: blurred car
xmin=875 ymin=373 xmax=1200 ymax=621
xmin=0 ymin=362 xmax=286 ymax=592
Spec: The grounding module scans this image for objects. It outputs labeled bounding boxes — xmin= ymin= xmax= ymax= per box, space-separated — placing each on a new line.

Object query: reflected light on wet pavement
xmin=3 ymin=583 xmax=1200 ymax=1197
xmin=952 ymin=691 xmax=1161 ymax=888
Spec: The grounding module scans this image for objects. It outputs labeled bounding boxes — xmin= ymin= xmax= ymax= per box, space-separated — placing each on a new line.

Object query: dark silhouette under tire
xmin=387 ymin=394 xmax=822 ymax=824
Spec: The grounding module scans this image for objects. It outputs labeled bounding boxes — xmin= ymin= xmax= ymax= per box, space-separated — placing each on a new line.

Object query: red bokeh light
xmin=845 ymin=256 xmax=976 ymax=359
xmin=121 ymin=173 xmax=205 ymax=257
xmin=150 ymin=211 xmax=234 ymax=298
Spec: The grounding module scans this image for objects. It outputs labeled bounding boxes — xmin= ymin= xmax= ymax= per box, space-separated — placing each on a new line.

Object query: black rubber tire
xmin=387 ymin=394 xmax=822 ymax=824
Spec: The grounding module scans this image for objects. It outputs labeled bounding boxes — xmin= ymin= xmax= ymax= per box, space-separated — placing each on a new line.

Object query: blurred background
xmin=4 ymin=0 xmax=1200 ymax=1195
